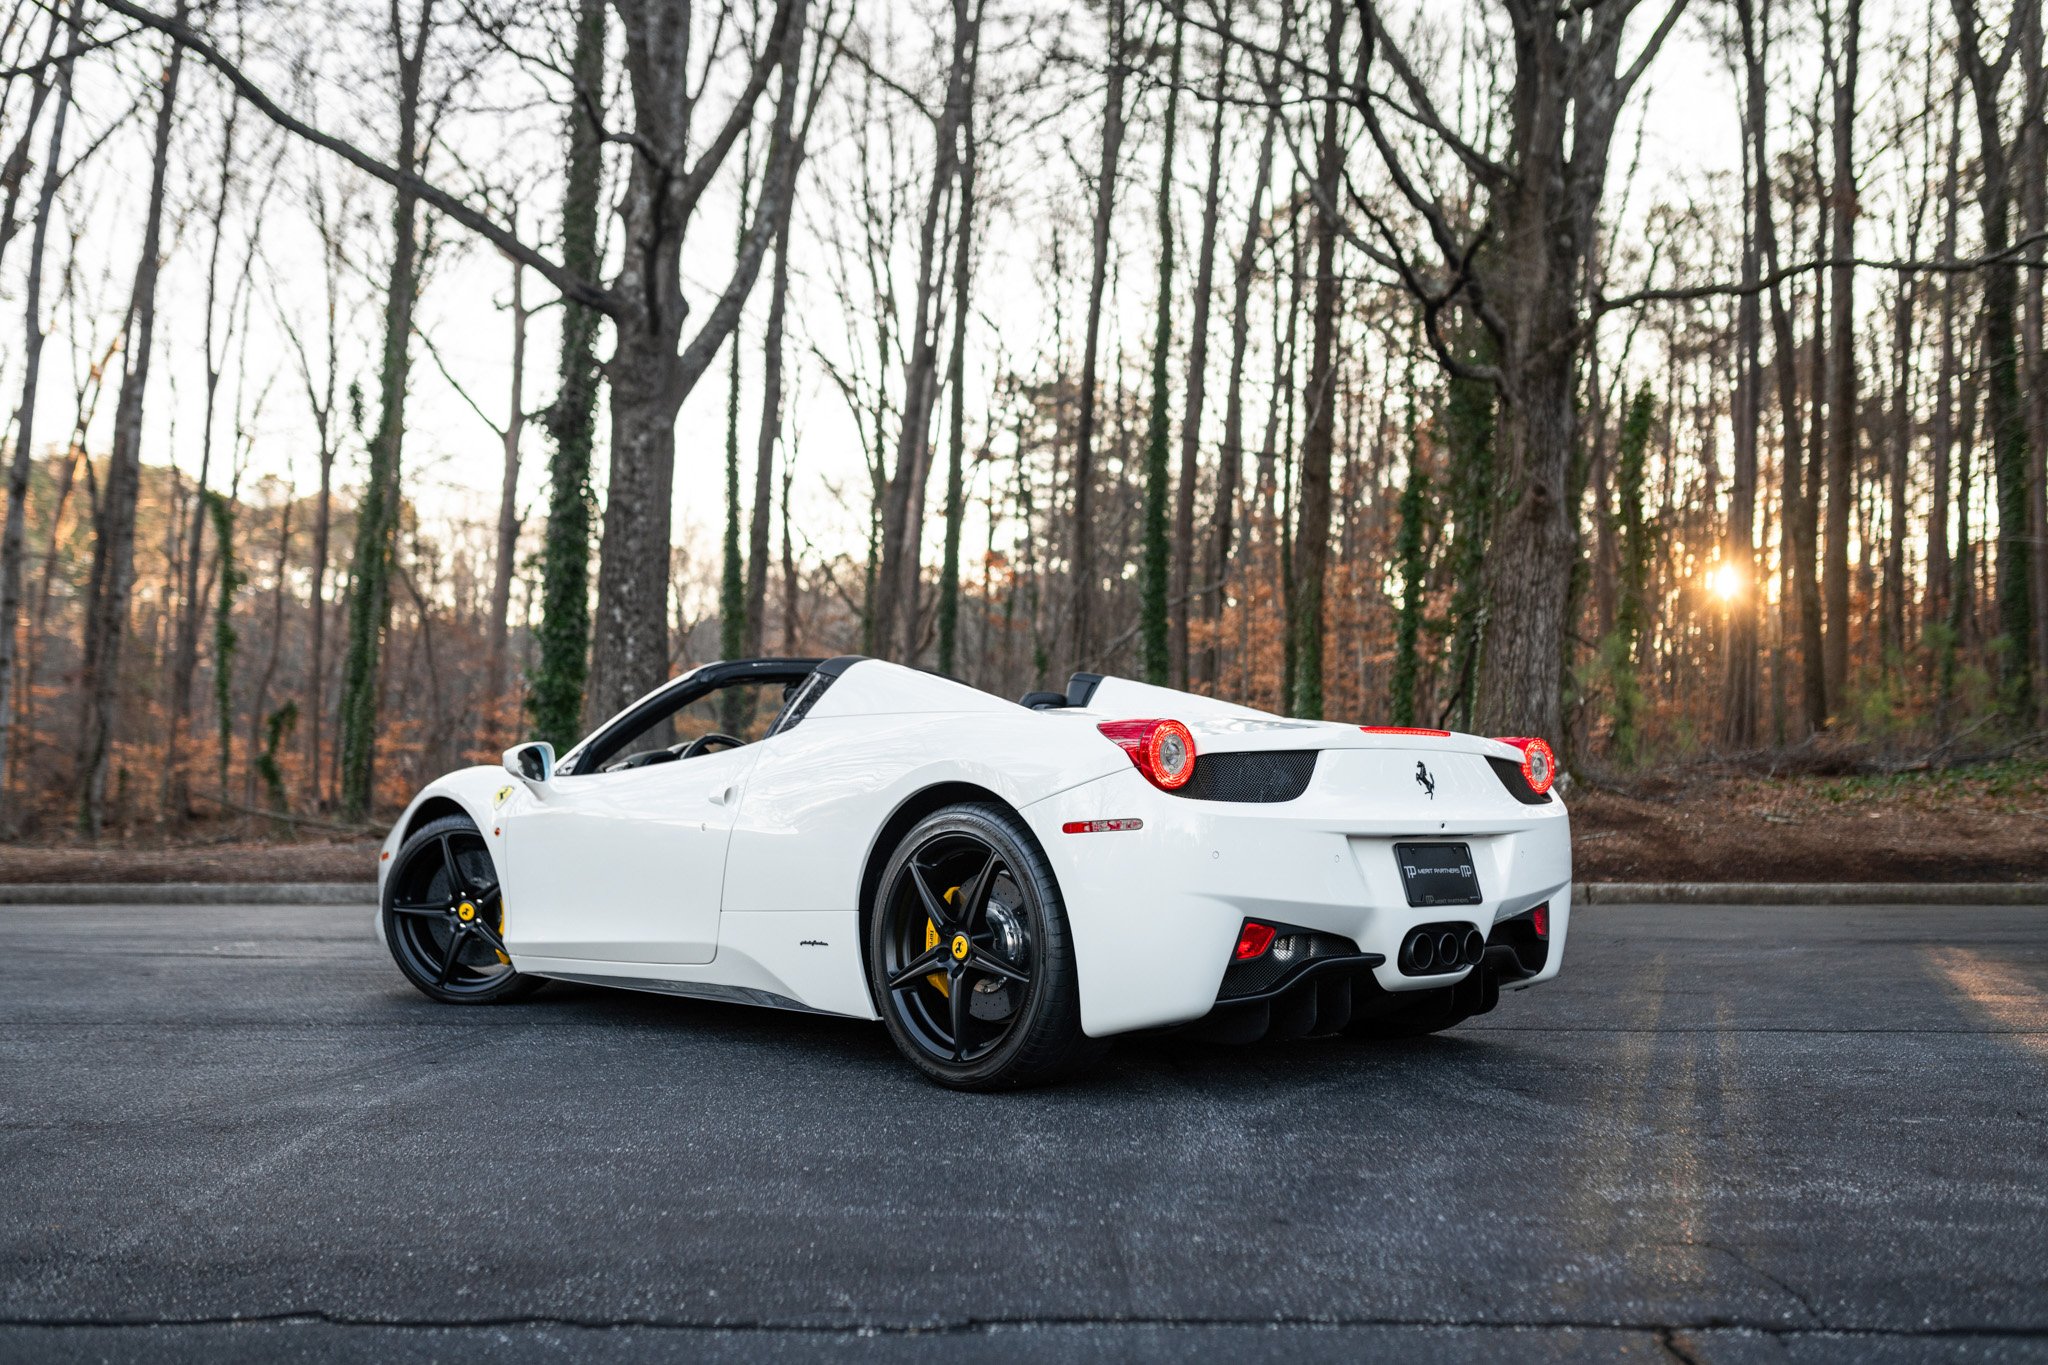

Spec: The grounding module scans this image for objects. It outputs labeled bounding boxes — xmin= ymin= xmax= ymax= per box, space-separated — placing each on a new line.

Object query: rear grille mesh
xmin=1487 ymin=754 xmax=1553 ymax=804
xmin=1172 ymin=750 xmax=1318 ymax=803
xmin=1219 ymin=930 xmax=1362 ymax=998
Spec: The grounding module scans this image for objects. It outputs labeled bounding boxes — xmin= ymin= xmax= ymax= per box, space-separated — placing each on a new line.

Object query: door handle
xmin=710 ymin=785 xmax=734 ymax=806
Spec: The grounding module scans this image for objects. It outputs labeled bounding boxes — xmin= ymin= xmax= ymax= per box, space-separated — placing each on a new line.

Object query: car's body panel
xmin=1017 ymin=745 xmax=1570 ymax=1036
xmin=378 ymin=657 xmax=1573 ymax=1036
xmin=496 ymin=742 xmax=756 ymax=963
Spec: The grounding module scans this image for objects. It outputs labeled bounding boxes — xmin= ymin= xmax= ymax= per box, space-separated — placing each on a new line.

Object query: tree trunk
xmin=2019 ymin=2 xmax=2048 ymax=685
xmin=247 ymin=492 xmax=292 ymax=807
xmin=1069 ymin=0 xmax=1127 ymax=668
xmin=337 ymin=1 xmax=432 ymax=821
xmin=1952 ymin=0 xmax=2034 ymax=715
xmin=1928 ymin=76 xmax=1964 ymax=631
xmin=1202 ymin=10 xmax=1284 ymax=693
xmin=78 ymin=7 xmax=185 ymax=833
xmin=1139 ymin=13 xmax=1185 ymax=685
xmin=1722 ymin=0 xmax=1768 ymax=748
xmin=721 ymin=133 xmax=756 ymax=682
xmin=1883 ymin=269 xmax=1916 ymax=663
xmin=1821 ymin=0 xmax=1862 ymax=710
xmin=165 ymin=85 xmax=244 ymax=821
xmin=1171 ymin=0 xmax=1230 ymax=689
xmin=1288 ymin=0 xmax=1342 ymax=720
xmin=0 ymin=1 xmax=75 ymax=826
xmin=936 ymin=86 xmax=978 ymax=677
xmin=0 ymin=12 xmax=64 ymax=275
xmin=486 ymin=248 xmax=528 ymax=719
xmin=872 ymin=0 xmax=977 ymax=664
xmin=585 ymin=0 xmax=809 ymax=721
xmin=747 ymin=184 xmax=794 ymax=663
xmin=780 ymin=456 xmax=799 ymax=652
xmin=529 ymin=0 xmax=604 ymax=750
xmin=1390 ymin=351 xmax=1427 ymax=726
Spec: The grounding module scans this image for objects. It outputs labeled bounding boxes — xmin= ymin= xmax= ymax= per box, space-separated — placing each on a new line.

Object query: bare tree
xmin=1344 ymin=0 xmax=1689 ymax=739
xmin=0 ymin=0 xmax=77 ymax=826
xmin=1288 ymin=0 xmax=1342 ymax=719
xmin=1821 ymin=0 xmax=1861 ymax=710
xmin=1951 ymin=0 xmax=2044 ymax=715
xmin=872 ymin=0 xmax=979 ymax=662
xmin=1069 ymin=0 xmax=1128 ymax=668
xmin=274 ymin=163 xmax=355 ymax=807
xmin=77 ymin=3 xmax=188 ymax=833
xmin=336 ymin=0 xmax=439 ymax=820
xmin=1170 ymin=0 xmax=1231 ymax=689
xmin=107 ymin=0 xmax=818 ymax=766
xmin=1201 ymin=0 xmax=1286 ymax=693
xmin=1721 ymin=0 xmax=1766 ymax=746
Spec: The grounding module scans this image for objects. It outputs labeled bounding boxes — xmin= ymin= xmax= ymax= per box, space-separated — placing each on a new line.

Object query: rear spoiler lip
xmin=1050 ymin=709 xmax=1525 ymax=761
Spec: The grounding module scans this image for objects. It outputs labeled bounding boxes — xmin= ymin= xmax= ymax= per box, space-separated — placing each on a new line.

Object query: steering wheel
xmin=678 ymin=732 xmax=745 ymax=760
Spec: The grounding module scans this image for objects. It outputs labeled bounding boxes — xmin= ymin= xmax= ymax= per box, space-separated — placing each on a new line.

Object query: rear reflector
xmin=1531 ymin=903 xmax=1549 ymax=938
xmin=1061 ymin=818 xmax=1144 ymax=834
xmin=1360 ymin=725 xmax=1451 ymax=737
xmin=1234 ymin=921 xmax=1277 ymax=960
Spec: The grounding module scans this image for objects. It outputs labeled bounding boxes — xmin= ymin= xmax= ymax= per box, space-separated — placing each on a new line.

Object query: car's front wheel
xmin=383 ymin=812 xmax=544 ymax=1005
xmin=867 ymin=802 xmax=1100 ymax=1089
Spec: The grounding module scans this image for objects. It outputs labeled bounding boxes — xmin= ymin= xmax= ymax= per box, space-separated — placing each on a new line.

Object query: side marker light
xmin=1061 ymin=818 xmax=1145 ymax=834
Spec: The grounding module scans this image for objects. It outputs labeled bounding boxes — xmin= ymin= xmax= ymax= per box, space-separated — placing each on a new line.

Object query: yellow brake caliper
xmin=926 ymin=887 xmax=960 ymax=996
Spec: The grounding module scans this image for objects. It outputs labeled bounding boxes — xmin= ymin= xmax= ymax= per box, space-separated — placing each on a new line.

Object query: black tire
xmin=866 ymin=802 xmax=1102 ymax=1090
xmin=1342 ymin=985 xmax=1471 ymax=1040
xmin=383 ymin=812 xmax=545 ymax=1005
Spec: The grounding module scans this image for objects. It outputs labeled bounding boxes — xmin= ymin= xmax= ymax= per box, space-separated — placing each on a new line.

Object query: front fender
xmin=374 ymin=766 xmax=517 ymax=947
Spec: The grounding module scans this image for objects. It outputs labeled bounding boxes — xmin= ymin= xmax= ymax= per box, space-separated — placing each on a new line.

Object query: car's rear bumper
xmin=1021 ymin=765 xmax=1572 ymax=1037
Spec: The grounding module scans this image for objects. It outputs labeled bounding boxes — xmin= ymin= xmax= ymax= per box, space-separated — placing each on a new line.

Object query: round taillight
xmin=1493 ymin=736 xmax=1559 ymax=796
xmin=1097 ymin=719 xmax=1199 ymax=791
xmin=1146 ymin=720 xmax=1196 ymax=789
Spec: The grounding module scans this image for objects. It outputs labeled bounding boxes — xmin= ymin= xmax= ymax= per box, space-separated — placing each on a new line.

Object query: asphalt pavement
xmin=2 ymin=900 xmax=2044 ymax=1363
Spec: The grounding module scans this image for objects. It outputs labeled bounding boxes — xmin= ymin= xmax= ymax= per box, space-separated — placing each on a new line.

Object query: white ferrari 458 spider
xmin=376 ymin=656 xmax=1571 ymax=1088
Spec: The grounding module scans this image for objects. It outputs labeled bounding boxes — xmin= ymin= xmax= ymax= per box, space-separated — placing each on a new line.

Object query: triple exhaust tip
xmin=1401 ymin=925 xmax=1487 ymax=975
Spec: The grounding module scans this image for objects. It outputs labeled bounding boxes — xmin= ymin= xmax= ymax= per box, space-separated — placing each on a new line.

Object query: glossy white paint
xmin=497 ymin=744 xmax=757 ymax=964
xmin=378 ymin=658 xmax=1573 ymax=1037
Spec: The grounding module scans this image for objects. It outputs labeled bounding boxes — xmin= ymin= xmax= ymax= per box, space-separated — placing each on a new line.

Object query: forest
xmin=0 ymin=0 xmax=2043 ymax=836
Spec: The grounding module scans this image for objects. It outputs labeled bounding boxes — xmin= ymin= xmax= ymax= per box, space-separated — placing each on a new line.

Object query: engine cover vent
xmin=1169 ymin=750 xmax=1318 ymax=803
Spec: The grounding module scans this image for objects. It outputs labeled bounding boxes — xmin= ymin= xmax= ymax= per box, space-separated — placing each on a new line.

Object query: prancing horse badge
xmin=1414 ymin=761 xmax=1436 ymax=800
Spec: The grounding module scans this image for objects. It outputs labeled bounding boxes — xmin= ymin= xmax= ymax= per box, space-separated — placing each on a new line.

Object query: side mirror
xmin=504 ymin=741 xmax=555 ymax=787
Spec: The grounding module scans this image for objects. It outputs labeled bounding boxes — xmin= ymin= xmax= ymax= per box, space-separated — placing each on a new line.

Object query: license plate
xmin=1394 ymin=842 xmax=1482 ymax=907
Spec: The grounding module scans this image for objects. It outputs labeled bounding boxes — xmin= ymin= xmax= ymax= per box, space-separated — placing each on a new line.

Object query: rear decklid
xmin=1065 ymin=674 xmax=1552 ymax=816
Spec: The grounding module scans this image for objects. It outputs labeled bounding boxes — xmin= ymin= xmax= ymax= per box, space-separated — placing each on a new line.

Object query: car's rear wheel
xmin=383 ymin=813 xmax=544 ymax=1005
xmin=867 ymin=802 xmax=1100 ymax=1089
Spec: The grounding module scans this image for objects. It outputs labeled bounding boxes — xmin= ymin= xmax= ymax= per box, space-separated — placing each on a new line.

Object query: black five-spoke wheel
xmin=868 ymin=803 xmax=1099 ymax=1089
xmin=383 ymin=813 xmax=543 ymax=1005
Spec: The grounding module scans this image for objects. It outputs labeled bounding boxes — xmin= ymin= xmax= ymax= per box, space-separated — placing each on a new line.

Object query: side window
xmin=670 ymin=681 xmax=792 ymax=746
xmin=596 ymin=679 xmax=806 ymax=772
